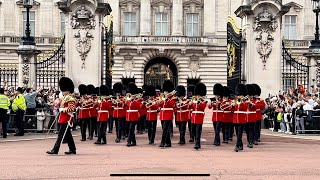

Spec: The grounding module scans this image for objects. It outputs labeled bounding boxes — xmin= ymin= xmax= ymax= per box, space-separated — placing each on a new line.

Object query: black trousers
xmin=228 ymin=122 xmax=234 ymax=140
xmin=125 ymin=120 xmax=129 ymax=137
xmin=161 ymin=121 xmax=172 ymax=145
xmin=79 ymin=118 xmax=88 ymax=140
xmin=254 ymin=120 xmax=262 ymax=141
xmin=147 ymin=120 xmax=157 ymax=143
xmin=15 ymin=110 xmax=25 ymax=135
xmin=213 ymin=121 xmax=222 ymax=144
xmin=115 ymin=117 xmax=125 ymax=139
xmin=169 ymin=120 xmax=173 ymax=135
xmin=108 ymin=116 xmax=114 ymax=133
xmin=177 ymin=121 xmax=187 ymax=143
xmin=97 ymin=121 xmax=107 ymax=142
xmin=221 ymin=122 xmax=229 ymax=141
xmin=137 ymin=115 xmax=146 ymax=132
xmin=0 ymin=109 xmax=8 ymax=138
xmin=245 ymin=122 xmax=255 ymax=144
xmin=89 ymin=117 xmax=97 ymax=138
xmin=194 ymin=124 xmax=202 ymax=147
xmin=235 ymin=124 xmax=245 ymax=148
xmin=127 ymin=121 xmax=137 ymax=144
xmin=188 ymin=120 xmax=195 ymax=140
xmin=53 ymin=123 xmax=76 ymax=152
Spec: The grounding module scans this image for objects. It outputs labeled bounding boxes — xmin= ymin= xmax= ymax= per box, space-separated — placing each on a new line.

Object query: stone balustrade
xmin=0 ymin=36 xmax=63 ymax=45
xmin=283 ymin=40 xmax=310 ymax=47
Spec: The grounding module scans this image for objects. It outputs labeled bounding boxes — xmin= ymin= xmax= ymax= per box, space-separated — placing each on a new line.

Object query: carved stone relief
xmin=122 ymin=53 xmax=134 ymax=71
xmin=22 ymin=63 xmax=30 ymax=85
xmin=71 ymin=6 xmax=96 ymax=68
xmin=253 ymin=8 xmax=278 ymax=70
xmin=188 ymin=54 xmax=200 ymax=72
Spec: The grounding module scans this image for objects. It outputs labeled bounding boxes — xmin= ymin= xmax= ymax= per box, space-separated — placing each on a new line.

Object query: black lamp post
xmin=21 ymin=0 xmax=35 ymax=45
xmin=311 ymin=0 xmax=320 ymax=49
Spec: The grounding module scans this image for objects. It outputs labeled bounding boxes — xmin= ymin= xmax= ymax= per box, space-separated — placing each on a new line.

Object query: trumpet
xmin=145 ymin=99 xmax=157 ymax=108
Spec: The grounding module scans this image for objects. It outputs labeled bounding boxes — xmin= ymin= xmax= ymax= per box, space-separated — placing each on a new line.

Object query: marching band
xmin=47 ymin=77 xmax=265 ymax=154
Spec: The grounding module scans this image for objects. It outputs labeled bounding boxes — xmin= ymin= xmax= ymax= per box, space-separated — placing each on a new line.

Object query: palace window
xmin=124 ymin=12 xmax=137 ymax=36
xmin=60 ymin=12 xmax=65 ymax=35
xmin=22 ymin=11 xmax=35 ymax=37
xmin=186 ymin=13 xmax=199 ymax=36
xmin=284 ymin=15 xmax=297 ymax=40
xmin=155 ymin=13 xmax=168 ymax=36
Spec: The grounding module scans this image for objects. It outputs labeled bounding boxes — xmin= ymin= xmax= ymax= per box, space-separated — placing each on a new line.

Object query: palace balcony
xmin=0 ymin=36 xmax=62 ymax=45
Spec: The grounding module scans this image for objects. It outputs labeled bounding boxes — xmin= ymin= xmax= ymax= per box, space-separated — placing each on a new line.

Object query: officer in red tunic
xmin=113 ymin=82 xmax=126 ymax=143
xmin=187 ymin=85 xmax=195 ymax=142
xmin=47 ymin=77 xmax=76 ymax=155
xmin=245 ymin=84 xmax=257 ymax=148
xmin=145 ymin=85 xmax=159 ymax=144
xmin=77 ymin=84 xmax=91 ymax=141
xmin=231 ymin=84 xmax=249 ymax=152
xmin=252 ymin=84 xmax=265 ymax=145
xmin=175 ymin=85 xmax=189 ymax=145
xmin=159 ymin=80 xmax=176 ymax=148
xmin=125 ymin=83 xmax=141 ymax=147
xmin=208 ymin=83 xmax=224 ymax=146
xmin=191 ymin=83 xmax=207 ymax=150
xmin=221 ymin=86 xmax=232 ymax=144
xmin=94 ymin=85 xmax=112 ymax=145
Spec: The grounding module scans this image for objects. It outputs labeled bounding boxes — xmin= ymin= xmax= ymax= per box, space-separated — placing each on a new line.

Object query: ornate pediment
xmin=183 ymin=0 xmax=203 ymax=8
xmin=16 ymin=0 xmax=40 ymax=7
xmin=151 ymin=0 xmax=172 ymax=7
xmin=120 ymin=0 xmax=140 ymax=7
xmin=284 ymin=2 xmax=303 ymax=12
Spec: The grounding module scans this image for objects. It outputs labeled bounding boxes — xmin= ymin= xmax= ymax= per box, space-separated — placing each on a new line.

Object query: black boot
xmin=94 ymin=140 xmax=101 ymax=144
xmin=101 ymin=137 xmax=107 ymax=144
xmin=46 ymin=150 xmax=58 ymax=155
xmin=65 ymin=150 xmax=76 ymax=155
xmin=159 ymin=143 xmax=165 ymax=147
xmin=254 ymin=141 xmax=258 ymax=145
xmin=80 ymin=138 xmax=86 ymax=141
xmin=164 ymin=144 xmax=171 ymax=147
xmin=239 ymin=146 xmax=243 ymax=150
xmin=126 ymin=142 xmax=131 ymax=147
xmin=234 ymin=146 xmax=239 ymax=152
xmin=194 ymin=144 xmax=200 ymax=150
xmin=189 ymin=138 xmax=194 ymax=143
xmin=115 ymin=138 xmax=120 ymax=143
xmin=248 ymin=144 xmax=253 ymax=148
xmin=222 ymin=140 xmax=228 ymax=144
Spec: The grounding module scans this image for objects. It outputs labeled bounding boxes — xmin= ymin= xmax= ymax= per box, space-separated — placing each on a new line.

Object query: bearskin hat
xmin=87 ymin=85 xmax=95 ymax=95
xmin=213 ymin=83 xmax=224 ymax=96
xmin=187 ymin=85 xmax=195 ymax=96
xmin=78 ymin=84 xmax=87 ymax=96
xmin=252 ymin=83 xmax=261 ymax=96
xmin=127 ymin=82 xmax=138 ymax=94
xmin=163 ymin=80 xmax=174 ymax=93
xmin=235 ymin=84 xmax=247 ymax=96
xmin=113 ymin=82 xmax=124 ymax=94
xmin=59 ymin=77 xmax=74 ymax=93
xmin=100 ymin=85 xmax=110 ymax=96
xmin=155 ymin=85 xmax=162 ymax=92
xmin=246 ymin=84 xmax=256 ymax=96
xmin=176 ymin=85 xmax=186 ymax=97
xmin=223 ymin=86 xmax=230 ymax=97
xmin=195 ymin=83 xmax=207 ymax=96
xmin=148 ymin=85 xmax=156 ymax=96
xmin=95 ymin=87 xmax=100 ymax=96
xmin=138 ymin=88 xmax=143 ymax=94
xmin=229 ymin=88 xmax=234 ymax=96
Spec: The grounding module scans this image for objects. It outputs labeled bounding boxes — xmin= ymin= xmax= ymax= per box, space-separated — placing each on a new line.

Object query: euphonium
xmin=125 ymin=93 xmax=132 ymax=100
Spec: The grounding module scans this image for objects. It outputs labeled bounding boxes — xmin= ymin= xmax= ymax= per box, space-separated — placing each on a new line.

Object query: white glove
xmin=98 ymin=100 xmax=102 ymax=103
xmin=59 ymin=108 xmax=64 ymax=112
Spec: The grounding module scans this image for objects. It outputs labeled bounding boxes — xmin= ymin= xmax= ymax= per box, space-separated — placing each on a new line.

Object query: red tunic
xmin=77 ymin=96 xmax=92 ymax=119
xmin=90 ymin=96 xmax=98 ymax=118
xmin=139 ymin=99 xmax=147 ymax=117
xmin=254 ymin=98 xmax=265 ymax=121
xmin=146 ymin=101 xmax=159 ymax=121
xmin=231 ymin=102 xmax=249 ymax=124
xmin=126 ymin=99 xmax=141 ymax=121
xmin=221 ymin=99 xmax=233 ymax=123
xmin=246 ymin=100 xmax=257 ymax=123
xmin=59 ymin=95 xmax=76 ymax=124
xmin=97 ymin=98 xmax=113 ymax=122
xmin=159 ymin=98 xmax=176 ymax=121
xmin=191 ymin=101 xmax=207 ymax=124
xmin=112 ymin=97 xmax=126 ymax=118
xmin=175 ymin=100 xmax=189 ymax=122
xmin=208 ymin=99 xmax=224 ymax=122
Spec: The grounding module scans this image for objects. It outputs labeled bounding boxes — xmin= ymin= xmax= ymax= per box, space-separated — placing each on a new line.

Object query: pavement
xmin=0 ymin=127 xmax=320 ymax=180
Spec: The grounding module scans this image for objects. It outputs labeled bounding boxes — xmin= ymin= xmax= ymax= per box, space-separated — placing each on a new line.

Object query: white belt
xmin=192 ymin=111 xmax=205 ymax=114
xmin=161 ymin=108 xmax=173 ymax=111
xmin=256 ymin=109 xmax=261 ymax=111
xmin=234 ymin=111 xmax=247 ymax=114
xmin=224 ymin=111 xmax=231 ymax=113
xmin=177 ymin=110 xmax=188 ymax=113
xmin=127 ymin=110 xmax=138 ymax=112
xmin=114 ymin=107 xmax=123 ymax=110
xmin=98 ymin=110 xmax=109 ymax=113
xmin=80 ymin=108 xmax=90 ymax=110
xmin=147 ymin=110 xmax=157 ymax=113
xmin=212 ymin=110 xmax=223 ymax=113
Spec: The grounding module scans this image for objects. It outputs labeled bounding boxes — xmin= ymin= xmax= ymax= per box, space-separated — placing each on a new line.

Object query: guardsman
xmin=245 ymin=84 xmax=257 ymax=148
xmin=125 ymin=83 xmax=141 ymax=147
xmin=11 ymin=87 xmax=27 ymax=136
xmin=208 ymin=83 xmax=224 ymax=146
xmin=252 ymin=84 xmax=265 ymax=145
xmin=87 ymin=85 xmax=97 ymax=139
xmin=0 ymin=88 xmax=10 ymax=138
xmin=145 ymin=85 xmax=159 ymax=144
xmin=221 ymin=86 xmax=232 ymax=144
xmin=190 ymin=83 xmax=207 ymax=150
xmin=159 ymin=80 xmax=176 ymax=148
xmin=175 ymin=85 xmax=189 ymax=145
xmin=113 ymin=82 xmax=126 ymax=143
xmin=137 ymin=88 xmax=147 ymax=134
xmin=187 ymin=85 xmax=195 ymax=142
xmin=228 ymin=89 xmax=235 ymax=141
xmin=230 ymin=84 xmax=249 ymax=152
xmin=47 ymin=77 xmax=76 ymax=155
xmin=94 ymin=85 xmax=112 ymax=145
xmin=77 ymin=84 xmax=90 ymax=141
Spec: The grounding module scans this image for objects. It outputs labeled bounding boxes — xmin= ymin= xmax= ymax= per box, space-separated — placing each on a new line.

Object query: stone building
xmin=0 ymin=0 xmax=317 ymax=95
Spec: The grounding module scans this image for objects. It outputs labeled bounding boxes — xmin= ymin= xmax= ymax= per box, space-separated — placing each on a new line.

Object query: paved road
xmin=0 ymin=128 xmax=320 ymax=180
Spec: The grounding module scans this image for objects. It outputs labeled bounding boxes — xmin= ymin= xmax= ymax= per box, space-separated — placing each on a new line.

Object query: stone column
xmin=108 ymin=0 xmax=120 ymax=36
xmin=304 ymin=53 xmax=320 ymax=89
xmin=58 ymin=1 xmax=112 ymax=87
xmin=203 ymin=0 xmax=215 ymax=36
xmin=16 ymin=45 xmax=41 ymax=88
xmin=235 ymin=1 xmax=290 ymax=98
xmin=172 ymin=0 xmax=183 ymax=36
xmin=140 ymin=0 xmax=151 ymax=35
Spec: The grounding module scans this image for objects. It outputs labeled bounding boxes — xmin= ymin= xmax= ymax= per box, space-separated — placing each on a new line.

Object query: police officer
xmin=12 ymin=87 xmax=27 ymax=136
xmin=0 ymin=88 xmax=10 ymax=138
